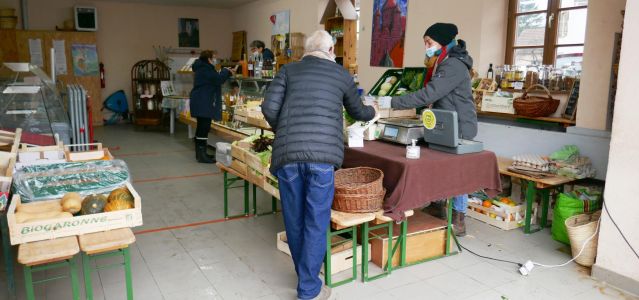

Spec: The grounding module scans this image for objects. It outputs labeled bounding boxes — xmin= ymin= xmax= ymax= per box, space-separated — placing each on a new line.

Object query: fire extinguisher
xmin=99 ymin=62 xmax=105 ymax=88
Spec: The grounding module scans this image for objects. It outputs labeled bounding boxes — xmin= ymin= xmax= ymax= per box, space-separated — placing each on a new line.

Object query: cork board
xmin=12 ymin=30 xmax=102 ymax=125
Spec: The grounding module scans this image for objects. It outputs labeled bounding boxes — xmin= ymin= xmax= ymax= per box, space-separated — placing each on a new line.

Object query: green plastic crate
xmin=368 ymin=69 xmax=402 ymax=96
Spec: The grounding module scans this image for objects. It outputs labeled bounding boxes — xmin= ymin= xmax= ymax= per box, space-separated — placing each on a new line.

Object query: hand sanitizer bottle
xmin=406 ymin=139 xmax=420 ymax=159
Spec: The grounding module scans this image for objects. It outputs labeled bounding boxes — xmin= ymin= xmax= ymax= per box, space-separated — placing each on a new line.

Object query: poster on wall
xmin=28 ymin=39 xmax=44 ymax=67
xmin=370 ymin=0 xmax=408 ymax=67
xmin=271 ymin=10 xmax=290 ymax=35
xmin=178 ymin=18 xmax=200 ymax=48
xmin=53 ymin=40 xmax=68 ymax=75
xmin=71 ymin=44 xmax=99 ymax=76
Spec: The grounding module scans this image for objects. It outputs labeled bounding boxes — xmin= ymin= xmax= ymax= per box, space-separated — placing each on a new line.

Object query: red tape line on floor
xmin=133 ymin=172 xmax=220 ymax=184
xmin=133 ymin=215 xmax=251 ymax=235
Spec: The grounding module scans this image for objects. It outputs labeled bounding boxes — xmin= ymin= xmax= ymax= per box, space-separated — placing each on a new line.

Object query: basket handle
xmin=522 ymin=84 xmax=554 ymax=100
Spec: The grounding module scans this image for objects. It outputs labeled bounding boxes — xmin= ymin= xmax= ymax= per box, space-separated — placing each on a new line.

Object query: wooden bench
xmin=217 ymin=162 xmax=250 ymax=218
xmin=79 ymin=228 xmax=136 ymax=300
xmin=498 ymin=157 xmax=578 ymax=233
xmin=17 ymin=236 xmax=81 ymax=300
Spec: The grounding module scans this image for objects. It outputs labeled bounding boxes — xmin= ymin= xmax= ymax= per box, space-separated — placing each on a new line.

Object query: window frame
xmin=505 ymin=0 xmax=588 ymax=66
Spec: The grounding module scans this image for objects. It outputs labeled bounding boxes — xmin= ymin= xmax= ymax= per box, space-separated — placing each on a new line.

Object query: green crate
xmin=390 ymin=67 xmax=427 ymax=96
xmin=368 ymin=69 xmax=402 ymax=96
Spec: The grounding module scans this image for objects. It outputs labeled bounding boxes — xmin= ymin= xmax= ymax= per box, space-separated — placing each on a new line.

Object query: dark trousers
xmin=275 ymin=163 xmax=334 ymax=300
xmin=195 ymin=117 xmax=211 ymax=144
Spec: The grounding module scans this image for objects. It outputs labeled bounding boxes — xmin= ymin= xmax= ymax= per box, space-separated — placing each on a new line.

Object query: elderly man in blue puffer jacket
xmin=262 ymin=30 xmax=376 ymax=300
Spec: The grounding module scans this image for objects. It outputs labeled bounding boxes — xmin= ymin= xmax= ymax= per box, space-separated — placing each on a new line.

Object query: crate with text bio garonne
xmin=7 ymin=182 xmax=143 ymax=245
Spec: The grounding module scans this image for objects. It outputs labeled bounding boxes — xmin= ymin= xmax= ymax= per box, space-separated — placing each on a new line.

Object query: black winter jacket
xmin=189 ymin=58 xmax=232 ymax=120
xmin=262 ymin=56 xmax=376 ymax=174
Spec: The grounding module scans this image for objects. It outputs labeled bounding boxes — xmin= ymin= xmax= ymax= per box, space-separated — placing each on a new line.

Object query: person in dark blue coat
xmin=250 ymin=40 xmax=275 ymax=62
xmin=190 ymin=50 xmax=233 ymax=163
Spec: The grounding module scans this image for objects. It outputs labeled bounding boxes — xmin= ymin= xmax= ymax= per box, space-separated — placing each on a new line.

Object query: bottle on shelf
xmin=248 ymin=54 xmax=255 ymax=78
xmin=487 ymin=63 xmax=494 ymax=79
xmin=241 ymin=54 xmax=248 ymax=78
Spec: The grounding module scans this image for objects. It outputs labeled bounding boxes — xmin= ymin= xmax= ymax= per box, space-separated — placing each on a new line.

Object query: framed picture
xmin=178 ymin=18 xmax=199 ymax=48
xmin=370 ymin=0 xmax=408 ymax=67
xmin=71 ymin=44 xmax=99 ymax=76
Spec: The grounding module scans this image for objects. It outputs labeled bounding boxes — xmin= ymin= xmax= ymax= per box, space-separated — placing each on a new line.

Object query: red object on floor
xmin=0 ymin=128 xmax=55 ymax=145
xmin=87 ymin=94 xmax=95 ymax=143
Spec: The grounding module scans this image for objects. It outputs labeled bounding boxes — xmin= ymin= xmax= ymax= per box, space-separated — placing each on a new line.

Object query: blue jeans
xmin=275 ymin=163 xmax=334 ymax=300
xmin=453 ymin=194 xmax=469 ymax=213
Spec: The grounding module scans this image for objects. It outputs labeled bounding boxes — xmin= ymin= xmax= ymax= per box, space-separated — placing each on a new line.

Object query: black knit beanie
xmin=424 ymin=23 xmax=458 ymax=46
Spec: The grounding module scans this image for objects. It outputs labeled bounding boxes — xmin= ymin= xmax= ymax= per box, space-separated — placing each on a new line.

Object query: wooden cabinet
xmin=131 ymin=60 xmax=169 ymax=126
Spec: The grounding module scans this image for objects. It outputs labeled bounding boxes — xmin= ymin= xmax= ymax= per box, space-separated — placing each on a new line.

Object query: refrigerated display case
xmin=0 ymin=63 xmax=71 ymax=145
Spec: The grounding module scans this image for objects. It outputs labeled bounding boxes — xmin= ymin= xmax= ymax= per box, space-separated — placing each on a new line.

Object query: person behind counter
xmin=262 ymin=30 xmax=376 ymax=300
xmin=249 ymin=40 xmax=275 ymax=61
xmin=190 ymin=50 xmax=234 ymax=164
xmin=390 ymin=23 xmax=477 ymax=236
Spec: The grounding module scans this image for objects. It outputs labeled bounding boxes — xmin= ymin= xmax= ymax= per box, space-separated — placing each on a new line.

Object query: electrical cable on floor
xmin=602 ymin=200 xmax=639 ymax=260
xmin=452 ymin=233 xmax=522 ymax=267
xmin=531 ymin=217 xmax=600 ymax=268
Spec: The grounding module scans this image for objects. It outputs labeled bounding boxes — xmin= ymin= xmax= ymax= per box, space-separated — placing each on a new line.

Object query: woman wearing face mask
xmin=390 ymin=23 xmax=477 ymax=236
xmin=190 ymin=50 xmax=234 ymax=163
xmin=249 ymin=40 xmax=275 ymax=62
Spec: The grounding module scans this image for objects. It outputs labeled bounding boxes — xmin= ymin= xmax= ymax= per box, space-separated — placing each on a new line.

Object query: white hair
xmin=304 ymin=30 xmax=334 ymax=53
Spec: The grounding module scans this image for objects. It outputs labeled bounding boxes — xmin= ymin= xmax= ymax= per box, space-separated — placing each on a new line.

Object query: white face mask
xmin=425 ymin=46 xmax=439 ymax=58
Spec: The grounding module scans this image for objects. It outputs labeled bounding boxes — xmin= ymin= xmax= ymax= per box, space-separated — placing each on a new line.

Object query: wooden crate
xmin=466 ymin=201 xmax=537 ymax=231
xmin=64 ymin=143 xmax=113 ymax=162
xmin=369 ymin=211 xmax=453 ymax=268
xmin=247 ymin=168 xmax=266 ymax=188
xmin=0 ymin=128 xmax=22 ymax=154
xmin=230 ymin=159 xmax=248 ymax=177
xmin=263 ymin=177 xmax=279 ymax=199
xmin=244 ymin=151 xmax=268 ymax=175
xmin=378 ymin=108 xmax=417 ymax=119
xmin=16 ymin=142 xmax=66 ymax=168
xmin=7 ymin=182 xmax=143 ymax=245
xmin=231 ymin=143 xmax=248 ymax=161
xmin=276 ymin=231 xmax=371 ymax=275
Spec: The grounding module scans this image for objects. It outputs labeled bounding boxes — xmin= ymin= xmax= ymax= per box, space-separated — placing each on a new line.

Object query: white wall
xmin=593 ymin=0 xmax=639 ymax=291
xmin=357 ymin=0 xmax=508 ymax=92
xmin=578 ymin=0 xmax=626 ymax=130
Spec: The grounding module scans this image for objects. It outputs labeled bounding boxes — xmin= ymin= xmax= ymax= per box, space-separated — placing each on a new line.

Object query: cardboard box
xmin=369 ymin=211 xmax=453 ymax=268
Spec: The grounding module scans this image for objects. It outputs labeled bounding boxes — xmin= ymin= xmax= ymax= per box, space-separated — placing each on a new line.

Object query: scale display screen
xmin=383 ymin=126 xmax=399 ymax=138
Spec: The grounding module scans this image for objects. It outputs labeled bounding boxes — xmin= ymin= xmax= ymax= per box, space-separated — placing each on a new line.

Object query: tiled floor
xmin=1 ymin=123 xmax=637 ymax=300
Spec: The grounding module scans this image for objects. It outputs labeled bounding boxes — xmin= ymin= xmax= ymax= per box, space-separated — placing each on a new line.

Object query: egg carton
xmin=512 ymin=154 xmax=551 ymax=172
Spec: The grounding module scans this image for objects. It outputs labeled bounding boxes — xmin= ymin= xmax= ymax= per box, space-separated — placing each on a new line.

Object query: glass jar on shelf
xmin=549 ymin=68 xmax=564 ymax=91
xmin=494 ymin=66 xmax=504 ymax=88
xmin=525 ymin=65 xmax=539 ymax=89
xmin=501 ymin=65 xmax=512 ymax=89
xmin=538 ymin=65 xmax=552 ymax=88
xmin=514 ymin=65 xmax=525 ymax=82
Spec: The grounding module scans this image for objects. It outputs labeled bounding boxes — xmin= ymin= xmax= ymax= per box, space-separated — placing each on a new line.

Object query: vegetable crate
xmin=368 ymin=69 xmax=402 ymax=96
xmin=277 ymin=231 xmax=370 ymax=275
xmin=466 ymin=201 xmax=537 ymax=231
xmin=6 ymin=182 xmax=143 ymax=245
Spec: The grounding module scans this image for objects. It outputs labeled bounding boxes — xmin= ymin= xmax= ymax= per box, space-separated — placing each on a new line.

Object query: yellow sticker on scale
xmin=422 ymin=109 xmax=436 ymax=130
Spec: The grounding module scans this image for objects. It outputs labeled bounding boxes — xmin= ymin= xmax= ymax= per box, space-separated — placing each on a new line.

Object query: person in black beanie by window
xmin=391 ymin=23 xmax=477 ymax=236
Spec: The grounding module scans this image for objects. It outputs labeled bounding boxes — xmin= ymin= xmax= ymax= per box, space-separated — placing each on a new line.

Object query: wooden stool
xmin=79 ymin=228 xmax=136 ymax=300
xmin=325 ymin=210 xmax=375 ymax=287
xmin=361 ymin=209 xmax=414 ymax=282
xmin=17 ymin=236 xmax=81 ymax=300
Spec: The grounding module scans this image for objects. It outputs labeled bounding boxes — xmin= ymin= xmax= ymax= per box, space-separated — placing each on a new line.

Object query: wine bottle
xmin=487 ymin=63 xmax=494 ymax=79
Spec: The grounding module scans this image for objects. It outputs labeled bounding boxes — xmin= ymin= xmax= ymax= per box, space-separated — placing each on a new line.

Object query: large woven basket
xmin=333 ymin=188 xmax=386 ymax=213
xmin=334 ymin=167 xmax=384 ymax=195
xmin=565 ymin=210 xmax=601 ymax=267
xmin=513 ymin=84 xmax=560 ymax=117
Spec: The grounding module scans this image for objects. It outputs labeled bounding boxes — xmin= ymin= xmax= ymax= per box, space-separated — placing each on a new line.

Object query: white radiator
xmin=66 ymin=84 xmax=90 ymax=151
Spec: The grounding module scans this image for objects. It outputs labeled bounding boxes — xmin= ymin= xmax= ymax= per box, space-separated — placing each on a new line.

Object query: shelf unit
xmin=131 ymin=60 xmax=170 ymax=126
xmin=325 ymin=16 xmax=357 ymax=72
xmin=477 ymin=111 xmax=576 ymax=127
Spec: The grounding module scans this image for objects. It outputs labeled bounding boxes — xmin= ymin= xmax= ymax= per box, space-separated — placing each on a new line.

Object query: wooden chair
xmin=17 ymin=236 xmax=81 ymax=300
xmin=79 ymin=228 xmax=136 ymax=300
xmin=325 ymin=209 xmax=375 ymax=287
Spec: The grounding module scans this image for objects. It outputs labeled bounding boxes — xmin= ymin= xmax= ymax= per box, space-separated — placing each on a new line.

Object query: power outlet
xmin=519 ymin=260 xmax=535 ymax=276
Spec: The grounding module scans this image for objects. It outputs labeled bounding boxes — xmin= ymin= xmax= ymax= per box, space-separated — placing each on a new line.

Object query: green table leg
xmin=252 ymin=184 xmax=257 ymax=216
xmin=244 ymin=180 xmax=249 ymax=216
xmin=82 ymin=254 xmax=93 ymax=300
xmin=123 ymin=248 xmax=133 ymax=300
xmin=540 ymin=188 xmax=550 ymax=229
xmin=1 ymin=214 xmax=15 ymax=296
xmin=399 ymin=219 xmax=408 ymax=267
xmin=272 ymin=196 xmax=277 ymax=214
xmin=23 ymin=265 xmax=34 ymax=300
xmin=325 ymin=226 xmax=358 ymax=287
xmin=524 ymin=180 xmax=538 ymax=234
xmin=69 ymin=258 xmax=80 ymax=300
xmin=223 ymin=171 xmax=229 ymax=219
xmin=446 ymin=198 xmax=453 ymax=255
xmin=324 ymin=228 xmax=332 ymax=287
xmin=362 ymin=221 xmax=393 ymax=282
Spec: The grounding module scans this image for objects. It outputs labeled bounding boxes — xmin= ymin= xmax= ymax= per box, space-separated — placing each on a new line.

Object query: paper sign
xmin=3 ymin=86 xmax=41 ymax=94
xmin=53 ymin=40 xmax=68 ymax=75
xmin=421 ymin=109 xmax=436 ymax=130
xmin=28 ymin=39 xmax=44 ymax=67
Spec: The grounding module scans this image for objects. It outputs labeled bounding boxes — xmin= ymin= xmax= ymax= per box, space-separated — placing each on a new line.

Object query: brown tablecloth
xmin=343 ymin=141 xmax=501 ymax=221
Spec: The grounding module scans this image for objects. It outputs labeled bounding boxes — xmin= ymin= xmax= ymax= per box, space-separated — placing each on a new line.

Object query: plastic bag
xmin=551 ymin=190 xmax=601 ymax=245
xmin=12 ymin=159 xmax=131 ymax=203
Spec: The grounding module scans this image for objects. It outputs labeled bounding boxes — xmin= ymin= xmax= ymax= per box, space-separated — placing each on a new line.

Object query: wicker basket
xmin=334 ymin=167 xmax=384 ymax=195
xmin=513 ymin=84 xmax=560 ymax=117
xmin=333 ymin=189 xmax=386 ymax=213
xmin=565 ymin=210 xmax=601 ymax=267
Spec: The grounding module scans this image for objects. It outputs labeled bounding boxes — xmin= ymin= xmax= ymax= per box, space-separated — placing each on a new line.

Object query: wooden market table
xmin=497 ymin=157 xmax=578 ymax=234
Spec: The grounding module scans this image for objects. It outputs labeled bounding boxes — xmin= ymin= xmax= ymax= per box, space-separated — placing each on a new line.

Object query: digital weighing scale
xmin=423 ymin=109 xmax=484 ymax=154
xmin=377 ymin=118 xmax=424 ymax=145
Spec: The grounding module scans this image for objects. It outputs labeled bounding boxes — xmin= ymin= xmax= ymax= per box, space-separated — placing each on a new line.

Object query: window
xmin=506 ymin=0 xmax=588 ymax=68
